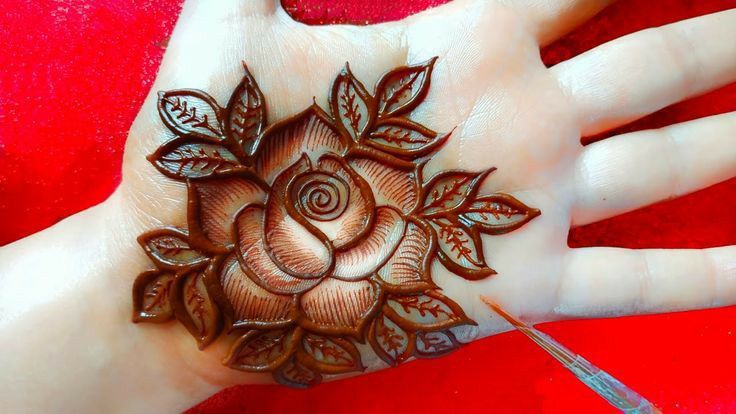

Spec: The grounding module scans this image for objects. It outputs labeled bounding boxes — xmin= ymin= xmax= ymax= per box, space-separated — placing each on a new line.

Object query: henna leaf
xmin=225 ymin=62 xmax=266 ymax=155
xmin=384 ymin=290 xmax=474 ymax=332
xmin=297 ymin=333 xmax=364 ymax=374
xmin=224 ymin=328 xmax=301 ymax=372
xmin=150 ymin=139 xmax=245 ymax=180
xmin=366 ymin=118 xmax=449 ymax=158
xmin=132 ymin=270 xmax=175 ymax=323
xmin=158 ymin=89 xmax=224 ymax=140
xmin=330 ymin=63 xmax=374 ymax=142
xmin=414 ymin=330 xmax=460 ymax=358
xmin=449 ymin=324 xmax=480 ymax=344
xmin=171 ymin=267 xmax=222 ymax=349
xmin=375 ymin=57 xmax=437 ymax=118
xmin=138 ymin=228 xmax=208 ymax=270
xmin=461 ymin=193 xmax=541 ymax=235
xmin=273 ymin=357 xmax=322 ymax=388
xmin=368 ymin=313 xmax=415 ymax=367
xmin=430 ymin=217 xmax=496 ymax=280
xmin=420 ymin=169 xmax=494 ymax=216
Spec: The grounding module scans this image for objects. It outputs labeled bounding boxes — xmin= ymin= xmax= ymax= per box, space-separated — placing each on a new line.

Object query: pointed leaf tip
xmin=329 ymin=64 xmax=375 ymax=142
xmin=225 ymin=64 xmax=266 ymax=155
xmin=461 ymin=192 xmax=541 ymax=235
xmin=375 ymin=58 xmax=437 ymax=118
xmin=158 ymin=89 xmax=224 ymax=140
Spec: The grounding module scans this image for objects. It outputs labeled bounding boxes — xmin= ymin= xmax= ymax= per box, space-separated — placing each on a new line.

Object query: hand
xmin=1 ymin=0 xmax=734 ymax=411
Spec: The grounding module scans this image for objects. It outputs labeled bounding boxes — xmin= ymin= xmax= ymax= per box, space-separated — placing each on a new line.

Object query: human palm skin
xmin=122 ymin=0 xmax=580 ymax=385
xmin=1 ymin=0 xmax=735 ymax=411
xmin=120 ymin=0 xmax=736 ymax=384
xmin=132 ymin=48 xmax=549 ymax=386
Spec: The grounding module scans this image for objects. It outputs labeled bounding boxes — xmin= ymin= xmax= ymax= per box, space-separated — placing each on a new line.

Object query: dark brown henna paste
xmin=132 ymin=58 xmax=541 ymax=387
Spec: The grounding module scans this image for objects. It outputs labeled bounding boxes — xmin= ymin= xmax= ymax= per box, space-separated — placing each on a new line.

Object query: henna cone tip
xmin=479 ymin=298 xmax=663 ymax=413
xmin=479 ymin=296 xmax=525 ymax=329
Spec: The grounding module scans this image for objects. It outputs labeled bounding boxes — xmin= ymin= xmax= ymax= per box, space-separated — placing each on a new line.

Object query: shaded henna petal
xmin=265 ymin=213 xmax=334 ymax=279
xmin=332 ymin=207 xmax=404 ymax=281
xmin=299 ymin=278 xmax=381 ymax=336
xmin=235 ymin=205 xmax=323 ymax=295
xmin=265 ymin=157 xmax=334 ymax=279
xmin=348 ymin=157 xmax=417 ymax=214
xmin=219 ymin=254 xmax=297 ymax=328
xmin=254 ymin=104 xmax=348 ymax=185
xmin=315 ymin=154 xmax=375 ymax=250
xmin=188 ymin=176 xmax=266 ymax=252
xmin=377 ymin=218 xmax=437 ymax=293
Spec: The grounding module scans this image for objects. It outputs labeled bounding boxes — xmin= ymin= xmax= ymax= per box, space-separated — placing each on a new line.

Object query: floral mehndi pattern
xmin=132 ymin=58 xmax=540 ymax=387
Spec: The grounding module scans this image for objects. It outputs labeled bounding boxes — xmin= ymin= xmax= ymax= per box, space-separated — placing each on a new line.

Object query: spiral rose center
xmin=291 ymin=172 xmax=349 ymax=221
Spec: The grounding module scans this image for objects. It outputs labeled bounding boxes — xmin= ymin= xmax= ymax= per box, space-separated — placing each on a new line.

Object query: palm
xmin=119 ymin=0 xmax=736 ymax=387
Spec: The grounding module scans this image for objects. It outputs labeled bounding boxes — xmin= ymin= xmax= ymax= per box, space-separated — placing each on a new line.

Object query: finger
xmin=181 ymin=0 xmax=287 ymax=18
xmin=571 ymin=112 xmax=736 ymax=226
xmin=401 ymin=0 xmax=613 ymax=46
xmin=122 ymin=0 xmax=297 ymax=221
xmin=130 ymin=0 xmax=302 ymax=151
xmin=496 ymin=0 xmax=615 ymax=46
xmin=557 ymin=246 xmax=736 ymax=317
xmin=551 ymin=9 xmax=736 ymax=136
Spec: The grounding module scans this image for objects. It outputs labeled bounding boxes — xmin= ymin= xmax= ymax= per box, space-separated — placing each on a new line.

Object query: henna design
xmin=132 ymin=58 xmax=541 ymax=387
xmin=226 ymin=62 xmax=266 ymax=155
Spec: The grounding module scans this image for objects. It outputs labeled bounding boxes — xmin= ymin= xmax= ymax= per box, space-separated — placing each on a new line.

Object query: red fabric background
xmin=1 ymin=1 xmax=735 ymax=412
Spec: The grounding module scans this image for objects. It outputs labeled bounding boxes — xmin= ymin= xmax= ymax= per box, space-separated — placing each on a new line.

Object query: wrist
xmin=0 ymin=194 xmax=228 ymax=412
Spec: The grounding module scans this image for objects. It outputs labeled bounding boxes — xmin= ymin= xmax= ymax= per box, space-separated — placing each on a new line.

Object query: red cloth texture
xmin=1 ymin=1 xmax=735 ymax=412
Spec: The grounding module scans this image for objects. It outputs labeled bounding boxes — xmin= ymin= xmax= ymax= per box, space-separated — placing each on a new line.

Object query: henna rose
xmin=212 ymin=104 xmax=435 ymax=337
xmin=133 ymin=59 xmax=541 ymax=387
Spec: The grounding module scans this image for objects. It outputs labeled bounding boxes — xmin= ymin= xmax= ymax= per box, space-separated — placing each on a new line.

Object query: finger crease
xmin=660 ymin=26 xmax=702 ymax=98
xmin=660 ymin=127 xmax=686 ymax=198
xmin=638 ymin=250 xmax=654 ymax=313
xmin=702 ymin=250 xmax=720 ymax=308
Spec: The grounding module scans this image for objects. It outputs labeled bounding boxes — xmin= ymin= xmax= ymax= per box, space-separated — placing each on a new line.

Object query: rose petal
xmin=219 ymin=254 xmax=297 ymax=328
xmin=299 ymin=278 xmax=380 ymax=335
xmin=265 ymin=157 xmax=334 ymax=279
xmin=255 ymin=105 xmax=348 ymax=185
xmin=378 ymin=219 xmax=436 ymax=293
xmin=235 ymin=205 xmax=322 ymax=295
xmin=188 ymin=177 xmax=266 ymax=250
xmin=349 ymin=157 xmax=418 ymax=214
xmin=332 ymin=207 xmax=405 ymax=281
xmin=315 ymin=154 xmax=375 ymax=250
